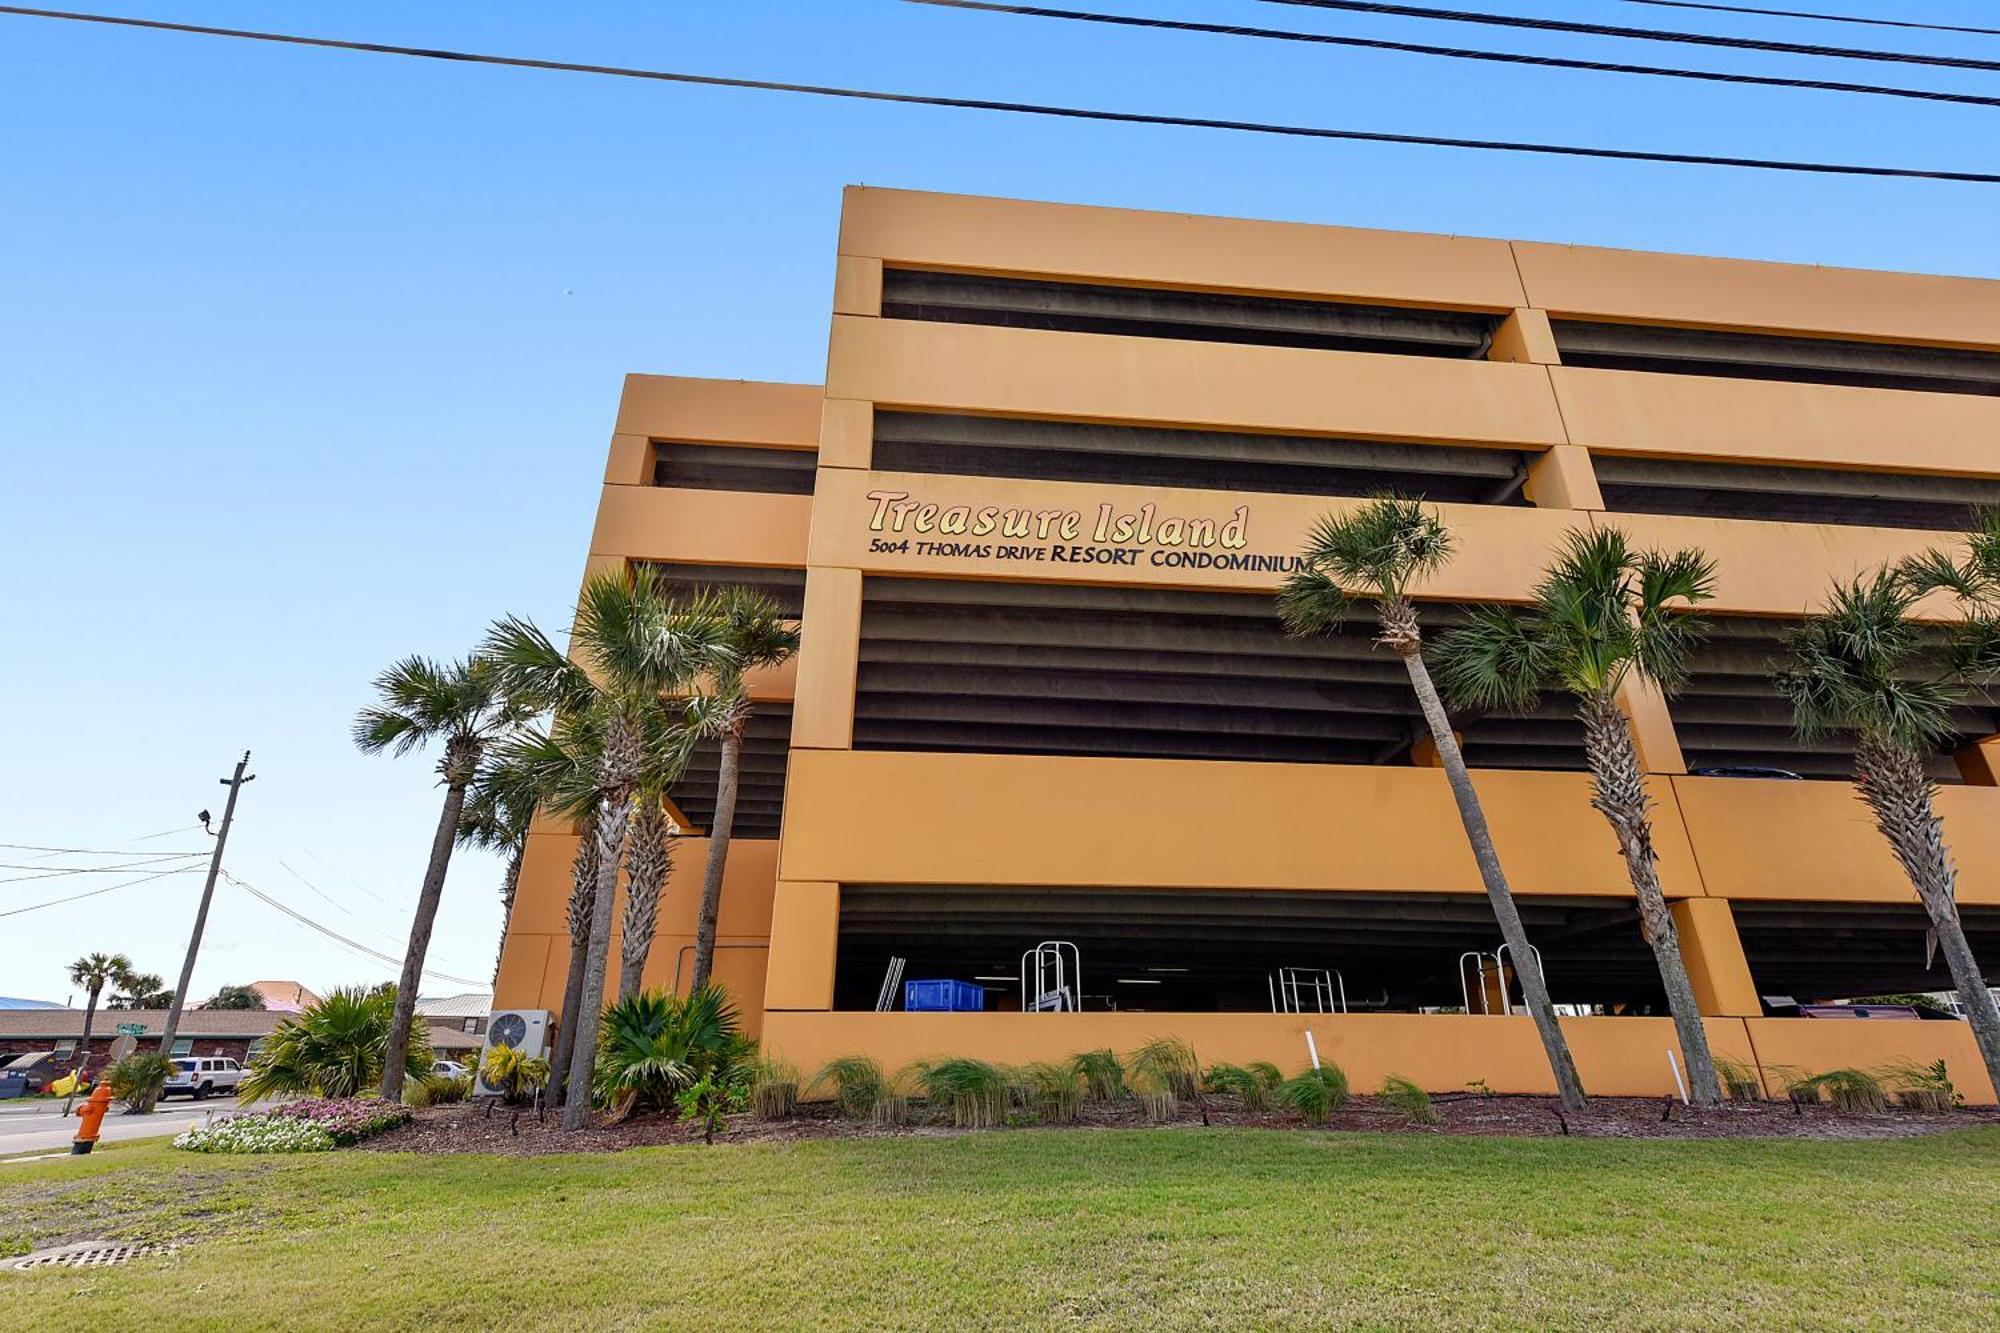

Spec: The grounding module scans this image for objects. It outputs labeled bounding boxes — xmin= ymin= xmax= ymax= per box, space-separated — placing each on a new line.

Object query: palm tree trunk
xmin=1580 ymin=692 xmax=1723 ymax=1105
xmin=562 ymin=791 xmax=634 ymax=1131
xmin=1386 ymin=604 xmax=1588 ymax=1111
xmin=72 ymin=984 xmax=102 ymax=1079
xmin=380 ymin=778 xmax=469 ymax=1103
xmin=547 ymin=812 xmax=598 ymax=1106
xmin=1856 ymin=737 xmax=2000 ymax=1097
xmin=618 ymin=802 xmax=673 ymax=1002
xmin=688 ymin=726 xmax=744 ymax=995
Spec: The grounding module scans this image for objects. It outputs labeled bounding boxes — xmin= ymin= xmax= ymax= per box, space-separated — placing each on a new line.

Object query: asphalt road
xmin=0 ymin=1097 xmax=278 ymax=1156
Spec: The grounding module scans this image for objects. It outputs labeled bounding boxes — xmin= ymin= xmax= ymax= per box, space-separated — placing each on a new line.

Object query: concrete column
xmin=789 ymin=566 xmax=862 ymax=751
xmin=1524 ymin=445 xmax=1604 ymax=511
xmin=833 ymin=256 xmax=884 ymax=316
xmin=1669 ymin=899 xmax=1761 ymax=1017
xmin=1617 ymin=675 xmax=1687 ymax=775
xmin=1487 ymin=308 xmax=1560 ymax=365
xmin=817 ymin=398 xmax=874 ymax=470
xmin=1955 ymin=735 xmax=2000 ymax=785
xmin=602 ymin=432 xmax=654 ymax=486
xmin=763 ymin=882 xmax=840 ymax=1011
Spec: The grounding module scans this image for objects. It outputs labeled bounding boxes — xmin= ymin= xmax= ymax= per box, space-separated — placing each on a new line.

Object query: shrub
xmin=912 ymin=1057 xmax=1009 ymax=1129
xmin=239 ymin=986 xmax=431 ymax=1101
xmin=1715 ymin=1058 xmax=1763 ymax=1103
xmin=1203 ymin=1063 xmax=1270 ymax=1112
xmin=107 ymin=1052 xmax=174 ymax=1114
xmin=406 ymin=1072 xmax=474 ymax=1108
xmin=1277 ymin=1065 xmax=1349 ymax=1126
xmin=1246 ymin=1061 xmax=1285 ymax=1095
xmin=812 ymin=1055 xmax=886 ymax=1121
xmin=750 ymin=1058 xmax=800 ymax=1120
xmin=1070 ymin=1049 xmax=1125 ymax=1102
xmin=1021 ymin=1061 xmax=1084 ymax=1123
xmin=1130 ymin=1038 xmax=1200 ymax=1101
xmin=174 ymin=1116 xmax=335 ymax=1154
xmin=592 ymin=985 xmax=744 ymax=1114
xmin=1378 ymin=1074 xmax=1440 ymax=1126
xmin=676 ymin=1071 xmax=737 ymax=1144
xmin=482 ymin=1046 xmax=552 ymax=1108
xmin=269 ymin=1097 xmax=412 ymax=1143
xmin=1882 ymin=1059 xmax=1959 ymax=1113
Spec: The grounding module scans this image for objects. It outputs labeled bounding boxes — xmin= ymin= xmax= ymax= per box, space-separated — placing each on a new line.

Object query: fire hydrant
xmin=71 ymin=1083 xmax=113 ymax=1155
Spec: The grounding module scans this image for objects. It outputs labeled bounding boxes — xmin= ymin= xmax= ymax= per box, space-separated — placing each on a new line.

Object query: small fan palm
xmin=355 ymin=653 xmax=525 ymax=1102
xmin=684 ymin=586 xmax=801 ymax=995
xmin=592 ymin=985 xmax=744 ymax=1119
xmin=66 ymin=952 xmax=134 ymax=1079
xmin=487 ymin=571 xmax=727 ymax=1131
xmin=1435 ymin=526 xmax=1723 ymax=1104
xmin=1775 ymin=570 xmax=2000 ymax=1095
xmin=1281 ymin=497 xmax=1586 ymax=1112
xmin=239 ymin=987 xmax=431 ymax=1102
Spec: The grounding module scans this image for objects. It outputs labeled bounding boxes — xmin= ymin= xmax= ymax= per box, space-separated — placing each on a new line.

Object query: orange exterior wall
xmin=497 ymin=189 xmax=2000 ymax=1103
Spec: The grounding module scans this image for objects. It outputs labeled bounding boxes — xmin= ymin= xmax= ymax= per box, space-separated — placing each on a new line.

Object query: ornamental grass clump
xmin=812 ymin=1055 xmax=886 ymax=1121
xmin=913 ymin=1058 xmax=1010 ymax=1129
xmin=1715 ymin=1058 xmax=1763 ymax=1103
xmin=1277 ymin=1065 xmax=1350 ymax=1127
xmin=1811 ymin=1068 xmax=1889 ymax=1114
xmin=1021 ymin=1062 xmax=1084 ymax=1123
xmin=1378 ymin=1074 xmax=1441 ymax=1126
xmin=1203 ymin=1063 xmax=1270 ymax=1112
xmin=750 ymin=1057 xmax=800 ymax=1120
xmin=1070 ymin=1049 xmax=1125 ymax=1102
xmin=1883 ymin=1059 xmax=1959 ymax=1114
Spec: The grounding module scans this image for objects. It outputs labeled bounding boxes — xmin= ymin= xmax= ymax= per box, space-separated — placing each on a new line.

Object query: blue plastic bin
xmin=903 ymin=979 xmax=986 ymax=1012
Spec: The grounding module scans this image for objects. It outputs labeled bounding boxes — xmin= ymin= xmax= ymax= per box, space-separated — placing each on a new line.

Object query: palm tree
xmin=685 ymin=587 xmax=800 ymax=994
xmin=354 ymin=654 xmax=525 ymax=1103
xmin=108 ymin=971 xmax=171 ymax=1010
xmin=201 ymin=984 xmax=266 ymax=1011
xmin=619 ymin=790 xmax=680 ymax=1003
xmin=1776 ymin=570 xmax=2000 ymax=1096
xmin=477 ymin=713 xmax=601 ymax=1106
xmin=66 ymin=952 xmax=133 ymax=1078
xmin=1279 ymin=497 xmax=1587 ymax=1111
xmin=1435 ymin=526 xmax=1724 ymax=1105
xmin=487 ymin=568 xmax=725 ymax=1130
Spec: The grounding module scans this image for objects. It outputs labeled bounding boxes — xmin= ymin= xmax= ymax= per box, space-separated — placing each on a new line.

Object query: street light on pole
xmin=156 ymin=752 xmax=254 ymax=1067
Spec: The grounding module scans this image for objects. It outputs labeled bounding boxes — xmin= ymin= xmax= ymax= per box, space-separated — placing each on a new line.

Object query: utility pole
xmin=157 ymin=751 xmax=254 ymax=1066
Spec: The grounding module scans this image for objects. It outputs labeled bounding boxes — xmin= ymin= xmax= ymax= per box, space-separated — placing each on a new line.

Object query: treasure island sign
xmin=864 ymin=488 xmax=1305 ymax=574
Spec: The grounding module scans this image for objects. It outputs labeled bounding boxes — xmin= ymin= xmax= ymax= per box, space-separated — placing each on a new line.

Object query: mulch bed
xmin=363 ymin=1094 xmax=2000 ymax=1157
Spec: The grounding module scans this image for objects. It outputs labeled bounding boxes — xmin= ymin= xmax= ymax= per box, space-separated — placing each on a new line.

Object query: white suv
xmin=162 ymin=1056 xmax=246 ymax=1100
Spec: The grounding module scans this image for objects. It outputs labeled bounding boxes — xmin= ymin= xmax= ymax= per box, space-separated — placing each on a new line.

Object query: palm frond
xmin=1299 ymin=497 xmax=1455 ymax=603
xmin=1629 ymin=546 xmax=1715 ymax=693
xmin=1433 ymin=606 xmax=1547 ymax=713
xmin=1898 ymin=546 xmax=1983 ymax=602
xmin=1276 ymin=568 xmax=1353 ymax=638
xmin=483 ymin=614 xmax=596 ymax=716
xmin=1778 ymin=571 xmax=1965 ymax=752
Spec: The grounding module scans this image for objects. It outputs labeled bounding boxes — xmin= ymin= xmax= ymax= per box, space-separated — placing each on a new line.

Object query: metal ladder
xmin=1268 ymin=967 xmax=1348 ymax=1014
xmin=874 ymin=956 xmax=907 ymax=1012
xmin=1020 ymin=941 xmax=1081 ymax=1012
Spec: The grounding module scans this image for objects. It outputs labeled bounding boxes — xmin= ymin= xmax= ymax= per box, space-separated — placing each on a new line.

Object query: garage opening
xmin=835 ymin=887 xmax=1670 ymax=1014
xmin=1734 ymin=900 xmax=2000 ymax=1003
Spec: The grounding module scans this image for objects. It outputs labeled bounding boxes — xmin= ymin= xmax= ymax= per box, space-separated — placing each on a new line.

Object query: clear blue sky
xmin=3 ymin=0 xmax=1996 ymax=1007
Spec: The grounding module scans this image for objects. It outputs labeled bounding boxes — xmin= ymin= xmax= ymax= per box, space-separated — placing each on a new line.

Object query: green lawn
xmin=3 ymin=1129 xmax=1998 ymax=1330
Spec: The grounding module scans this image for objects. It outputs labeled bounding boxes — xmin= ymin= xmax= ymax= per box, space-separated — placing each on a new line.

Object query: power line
xmin=0 ymin=853 xmax=210 ymax=884
xmin=224 ymin=871 xmax=485 ymax=987
xmin=911 ymin=0 xmax=2000 ymax=109
xmin=1256 ymin=1 xmax=2000 ymax=72
xmin=1 ymin=6 xmax=1995 ymax=183
xmin=1617 ymin=1 xmax=2000 ymax=39
xmin=0 ymin=865 xmax=200 ymax=918
xmin=0 ymin=841 xmax=208 ymax=856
